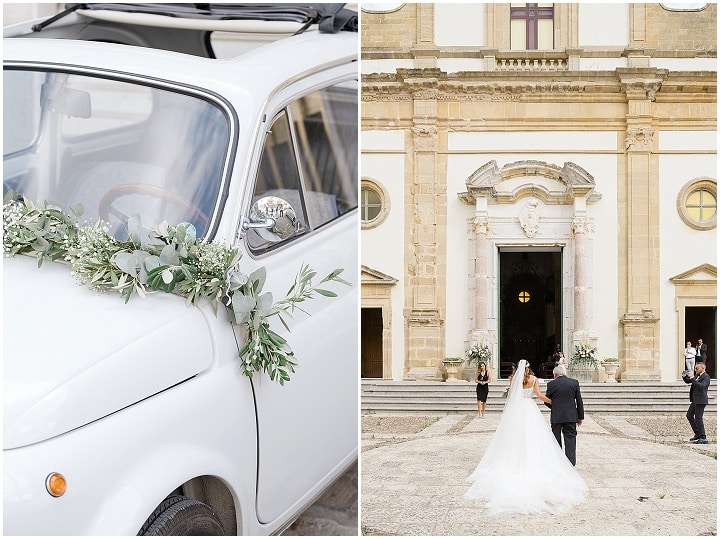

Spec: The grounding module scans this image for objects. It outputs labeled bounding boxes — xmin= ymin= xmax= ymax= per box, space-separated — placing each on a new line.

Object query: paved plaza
xmin=283 ymin=461 xmax=358 ymax=536
xmin=361 ymin=413 xmax=717 ymax=536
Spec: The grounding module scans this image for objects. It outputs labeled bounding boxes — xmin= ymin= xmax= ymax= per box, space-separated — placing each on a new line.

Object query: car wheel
xmin=138 ymin=495 xmax=226 ymax=536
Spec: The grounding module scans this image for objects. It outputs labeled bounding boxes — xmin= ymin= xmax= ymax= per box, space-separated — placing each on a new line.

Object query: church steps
xmin=361 ymin=380 xmax=717 ymax=414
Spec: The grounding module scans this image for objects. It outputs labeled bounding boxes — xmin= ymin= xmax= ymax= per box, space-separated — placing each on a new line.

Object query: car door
xmin=241 ymin=70 xmax=358 ymax=524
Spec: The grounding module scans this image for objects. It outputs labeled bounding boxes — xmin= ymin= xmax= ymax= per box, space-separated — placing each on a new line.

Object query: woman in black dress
xmin=475 ymin=361 xmax=490 ymax=418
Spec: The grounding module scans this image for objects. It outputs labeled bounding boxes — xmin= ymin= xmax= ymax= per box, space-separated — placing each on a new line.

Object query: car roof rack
xmin=32 ymin=3 xmax=357 ymax=35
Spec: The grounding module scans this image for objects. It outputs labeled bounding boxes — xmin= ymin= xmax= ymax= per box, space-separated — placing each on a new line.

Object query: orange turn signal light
xmin=46 ymin=473 xmax=67 ymax=497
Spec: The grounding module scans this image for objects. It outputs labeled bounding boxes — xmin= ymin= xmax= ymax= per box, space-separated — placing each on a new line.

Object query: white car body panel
xmin=3 ymin=255 xmax=215 ymax=450
xmin=4 ymin=9 xmax=358 ymax=535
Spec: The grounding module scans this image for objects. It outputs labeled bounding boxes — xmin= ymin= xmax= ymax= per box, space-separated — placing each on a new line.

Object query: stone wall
xmin=642 ymin=3 xmax=717 ymax=51
xmin=361 ymin=4 xmax=417 ymax=50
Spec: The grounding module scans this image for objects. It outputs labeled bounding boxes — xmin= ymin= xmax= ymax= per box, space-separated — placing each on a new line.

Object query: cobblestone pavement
xmin=283 ymin=461 xmax=358 ymax=536
xmin=361 ymin=413 xmax=717 ymax=536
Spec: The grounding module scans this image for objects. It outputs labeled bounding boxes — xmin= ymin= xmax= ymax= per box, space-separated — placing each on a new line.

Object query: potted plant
xmin=569 ymin=342 xmax=598 ymax=383
xmin=601 ymin=357 xmax=619 ymax=383
xmin=442 ymin=357 xmax=464 ymax=381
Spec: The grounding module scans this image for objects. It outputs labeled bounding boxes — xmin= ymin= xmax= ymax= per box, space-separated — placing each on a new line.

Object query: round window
xmin=361 ymin=178 xmax=390 ymax=229
xmin=362 ymin=3 xmax=405 ymax=13
xmin=677 ymin=178 xmax=717 ymax=231
xmin=686 ymin=189 xmax=717 ymax=222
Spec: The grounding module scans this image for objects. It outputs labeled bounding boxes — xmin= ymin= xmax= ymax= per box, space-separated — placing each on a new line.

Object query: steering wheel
xmin=98 ymin=183 xmax=209 ymax=234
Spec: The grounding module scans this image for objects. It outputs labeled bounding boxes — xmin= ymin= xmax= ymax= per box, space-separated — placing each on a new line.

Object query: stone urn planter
xmin=569 ymin=365 xmax=595 ymax=383
xmin=601 ymin=358 xmax=619 ymax=383
xmin=442 ymin=358 xmax=463 ymax=382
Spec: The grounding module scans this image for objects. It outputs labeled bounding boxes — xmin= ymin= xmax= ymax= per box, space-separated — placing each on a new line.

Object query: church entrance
xmin=499 ymin=249 xmax=562 ymax=379
xmin=361 ymin=307 xmax=384 ymax=378
xmin=685 ymin=306 xmax=717 ymax=378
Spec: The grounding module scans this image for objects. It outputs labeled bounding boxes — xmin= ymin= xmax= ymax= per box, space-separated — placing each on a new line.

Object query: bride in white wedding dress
xmin=464 ymin=359 xmax=588 ymax=514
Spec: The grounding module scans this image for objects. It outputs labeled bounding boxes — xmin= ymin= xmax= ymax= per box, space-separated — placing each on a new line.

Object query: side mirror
xmin=243 ymin=195 xmax=302 ymax=242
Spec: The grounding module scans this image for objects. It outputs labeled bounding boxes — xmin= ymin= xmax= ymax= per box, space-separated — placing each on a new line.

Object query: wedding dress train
xmin=464 ymin=360 xmax=588 ymax=514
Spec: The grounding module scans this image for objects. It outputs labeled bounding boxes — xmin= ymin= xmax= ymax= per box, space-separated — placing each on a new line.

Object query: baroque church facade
xmin=360 ymin=3 xmax=717 ymax=383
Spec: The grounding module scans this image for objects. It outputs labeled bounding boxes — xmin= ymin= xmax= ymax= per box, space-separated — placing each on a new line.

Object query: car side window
xmin=290 ymin=80 xmax=358 ymax=228
xmin=247 ymin=80 xmax=358 ymax=253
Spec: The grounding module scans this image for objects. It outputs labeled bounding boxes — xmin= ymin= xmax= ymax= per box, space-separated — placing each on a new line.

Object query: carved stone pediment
xmin=458 ymin=159 xmax=602 ymax=205
xmin=670 ymin=264 xmax=717 ymax=284
xmin=361 ymin=265 xmax=398 ymax=286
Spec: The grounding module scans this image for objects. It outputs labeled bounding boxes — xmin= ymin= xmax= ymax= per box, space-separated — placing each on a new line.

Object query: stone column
xmin=572 ymin=216 xmax=591 ymax=333
xmin=571 ymin=214 xmax=597 ymax=357
xmin=468 ymin=215 xmax=494 ymax=377
xmin=472 ymin=216 xmax=491 ymax=333
xmin=403 ymin=72 xmax=446 ymax=381
xmin=618 ymin=71 xmax=664 ymax=382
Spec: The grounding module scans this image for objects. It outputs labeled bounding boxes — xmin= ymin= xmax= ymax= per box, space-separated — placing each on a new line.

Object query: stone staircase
xmin=361 ymin=379 xmax=717 ymax=414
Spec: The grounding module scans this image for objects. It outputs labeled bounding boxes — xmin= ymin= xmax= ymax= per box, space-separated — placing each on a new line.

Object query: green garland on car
xmin=2 ymin=192 xmax=349 ymax=385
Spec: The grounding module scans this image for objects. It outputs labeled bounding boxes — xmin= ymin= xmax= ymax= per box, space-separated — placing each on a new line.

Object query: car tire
xmin=138 ymin=495 xmax=226 ymax=536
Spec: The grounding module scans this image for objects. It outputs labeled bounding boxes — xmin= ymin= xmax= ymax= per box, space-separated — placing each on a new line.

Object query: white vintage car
xmin=3 ymin=4 xmax=358 ymax=535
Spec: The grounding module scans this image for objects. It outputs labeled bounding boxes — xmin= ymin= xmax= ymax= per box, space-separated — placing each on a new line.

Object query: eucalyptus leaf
xmin=256 ymin=292 xmax=274 ymax=316
xmin=144 ymin=255 xmax=161 ymax=272
xmin=232 ymin=294 xmax=256 ymax=324
xmin=228 ymin=271 xmax=248 ymax=290
xmin=159 ymin=244 xmax=179 ymax=266
xmin=31 ymin=236 xmax=50 ymax=252
xmin=133 ymin=250 xmax=152 ymax=284
xmin=249 ymin=266 xmax=267 ymax=293
xmin=114 ymin=252 xmax=139 ymax=275
xmin=128 ymin=214 xmax=151 ymax=247
xmin=178 ymin=222 xmax=196 ymax=242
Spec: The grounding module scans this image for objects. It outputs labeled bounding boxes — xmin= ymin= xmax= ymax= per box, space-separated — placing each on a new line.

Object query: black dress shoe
xmin=693 ymin=438 xmax=708 ymax=445
xmin=690 ymin=435 xmax=700 ymax=441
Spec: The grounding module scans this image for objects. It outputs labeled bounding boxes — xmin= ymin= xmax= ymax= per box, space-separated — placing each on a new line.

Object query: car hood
xmin=3 ymin=256 xmax=216 ymax=449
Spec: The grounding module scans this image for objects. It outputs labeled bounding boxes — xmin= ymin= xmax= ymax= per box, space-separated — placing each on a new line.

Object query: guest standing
xmin=684 ymin=341 xmax=696 ymax=372
xmin=695 ymin=338 xmax=707 ymax=364
xmin=682 ymin=362 xmax=710 ymax=444
xmin=475 ymin=362 xmax=491 ymax=418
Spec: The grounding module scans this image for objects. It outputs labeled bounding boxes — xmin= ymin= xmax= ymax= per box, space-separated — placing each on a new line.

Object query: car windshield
xmin=3 ymin=68 xmax=231 ymax=239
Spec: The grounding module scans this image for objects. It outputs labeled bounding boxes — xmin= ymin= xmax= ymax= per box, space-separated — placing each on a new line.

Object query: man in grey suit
xmin=544 ymin=365 xmax=584 ymax=466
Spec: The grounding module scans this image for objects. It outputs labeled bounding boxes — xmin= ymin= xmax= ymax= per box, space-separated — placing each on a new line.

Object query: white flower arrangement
xmin=569 ymin=342 xmax=599 ymax=368
xmin=3 ymin=192 xmax=349 ymax=385
xmin=466 ymin=342 xmax=491 ymax=365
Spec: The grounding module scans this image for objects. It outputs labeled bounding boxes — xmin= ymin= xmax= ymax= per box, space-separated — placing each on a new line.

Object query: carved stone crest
xmin=519 ymin=199 xmax=540 ymax=238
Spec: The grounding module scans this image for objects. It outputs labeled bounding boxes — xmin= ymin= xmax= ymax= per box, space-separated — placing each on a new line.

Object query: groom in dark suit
xmin=544 ymin=365 xmax=585 ymax=466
